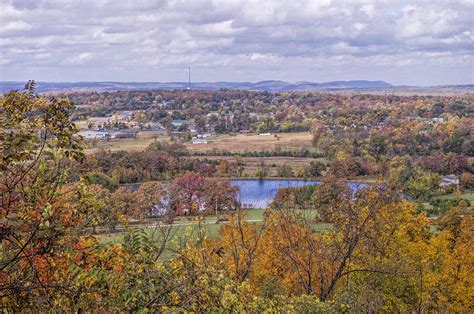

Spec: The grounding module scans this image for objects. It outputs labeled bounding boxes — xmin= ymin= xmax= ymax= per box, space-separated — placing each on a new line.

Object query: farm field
xmin=84 ymin=130 xmax=168 ymax=154
xmin=83 ymin=131 xmax=316 ymax=156
xmin=82 ymin=131 xmax=323 ymax=176
xmin=73 ymin=120 xmax=89 ymax=129
xmin=185 ymin=132 xmax=314 ymax=154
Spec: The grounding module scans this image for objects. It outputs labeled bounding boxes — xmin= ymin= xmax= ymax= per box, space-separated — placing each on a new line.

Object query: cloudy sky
xmin=0 ymin=0 xmax=473 ymax=85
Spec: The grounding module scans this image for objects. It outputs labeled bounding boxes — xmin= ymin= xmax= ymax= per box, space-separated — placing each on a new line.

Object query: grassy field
xmin=101 ymin=209 xmax=266 ymax=245
xmin=435 ymin=189 xmax=474 ymax=202
xmin=84 ymin=130 xmax=168 ymax=154
xmin=74 ymin=120 xmax=89 ymax=129
xmin=185 ymin=132 xmax=314 ymax=154
xmin=83 ymin=131 xmax=315 ymax=155
xmin=100 ymin=208 xmax=331 ymax=259
xmin=424 ymin=189 xmax=474 ymax=218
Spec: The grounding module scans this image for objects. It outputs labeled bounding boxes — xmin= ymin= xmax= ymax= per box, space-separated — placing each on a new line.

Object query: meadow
xmin=83 ymin=130 xmax=315 ymax=155
xmin=100 ymin=208 xmax=267 ymax=244
xmin=101 ymin=208 xmax=332 ymax=261
xmin=184 ymin=132 xmax=314 ymax=153
xmin=84 ymin=130 xmax=168 ymax=154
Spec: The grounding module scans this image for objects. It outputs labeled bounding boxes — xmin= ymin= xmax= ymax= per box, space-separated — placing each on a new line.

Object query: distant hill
xmin=0 ymin=80 xmax=393 ymax=93
xmin=0 ymin=80 xmax=472 ymax=95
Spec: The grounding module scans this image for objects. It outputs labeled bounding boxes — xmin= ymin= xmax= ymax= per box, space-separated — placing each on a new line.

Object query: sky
xmin=0 ymin=0 xmax=473 ymax=86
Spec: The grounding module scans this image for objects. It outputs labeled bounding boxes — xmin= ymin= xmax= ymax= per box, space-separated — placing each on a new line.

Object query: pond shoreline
xmin=119 ymin=176 xmax=378 ymax=187
xmin=231 ymin=179 xmax=368 ymax=209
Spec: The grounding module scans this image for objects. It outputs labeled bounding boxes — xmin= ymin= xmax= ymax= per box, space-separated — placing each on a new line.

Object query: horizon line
xmin=1 ymin=80 xmax=473 ymax=88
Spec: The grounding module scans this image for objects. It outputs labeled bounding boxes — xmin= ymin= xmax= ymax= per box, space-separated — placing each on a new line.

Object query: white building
xmin=197 ymin=133 xmax=211 ymax=138
xmin=78 ymin=130 xmax=109 ymax=140
xmin=110 ymin=131 xmax=136 ymax=139
xmin=192 ymin=137 xmax=208 ymax=144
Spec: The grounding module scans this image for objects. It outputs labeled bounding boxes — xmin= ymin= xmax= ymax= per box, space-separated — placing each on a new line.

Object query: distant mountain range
xmin=0 ymin=80 xmax=472 ymax=94
xmin=0 ymin=80 xmax=393 ymax=93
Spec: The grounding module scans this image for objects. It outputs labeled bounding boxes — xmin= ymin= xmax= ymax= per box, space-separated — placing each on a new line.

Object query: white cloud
xmin=0 ymin=20 xmax=32 ymax=33
xmin=62 ymin=52 xmax=95 ymax=65
xmin=360 ymin=4 xmax=375 ymax=18
xmin=0 ymin=0 xmax=472 ymax=85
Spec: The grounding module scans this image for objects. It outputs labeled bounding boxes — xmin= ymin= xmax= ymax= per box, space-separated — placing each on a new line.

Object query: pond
xmin=231 ymin=179 xmax=367 ymax=209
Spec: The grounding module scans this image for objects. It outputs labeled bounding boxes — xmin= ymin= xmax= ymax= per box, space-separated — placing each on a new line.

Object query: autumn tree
xmin=135 ymin=181 xmax=163 ymax=218
xmin=255 ymin=161 xmax=268 ymax=179
xmin=277 ymin=163 xmax=294 ymax=178
xmin=169 ymin=173 xmax=239 ymax=216
xmin=305 ymin=160 xmax=326 ymax=177
xmin=368 ymin=132 xmax=387 ymax=161
xmin=217 ymin=160 xmax=230 ymax=176
xmin=328 ymin=156 xmax=361 ymax=178
xmin=202 ymin=178 xmax=240 ymax=215
xmin=189 ymin=180 xmax=466 ymax=311
xmin=460 ymin=172 xmax=474 ymax=188
xmin=0 ymin=83 xmax=84 ymax=308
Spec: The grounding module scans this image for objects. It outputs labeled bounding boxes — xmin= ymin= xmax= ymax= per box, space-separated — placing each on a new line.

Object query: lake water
xmin=230 ymin=179 xmax=367 ymax=209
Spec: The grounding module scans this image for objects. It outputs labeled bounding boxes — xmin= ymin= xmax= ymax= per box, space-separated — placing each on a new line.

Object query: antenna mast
xmin=188 ymin=67 xmax=191 ymax=90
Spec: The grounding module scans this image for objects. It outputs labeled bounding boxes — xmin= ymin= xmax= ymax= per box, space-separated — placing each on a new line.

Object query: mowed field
xmin=101 ymin=209 xmax=332 ymax=260
xmin=101 ymin=209 xmax=266 ymax=245
xmin=185 ymin=132 xmax=314 ymax=154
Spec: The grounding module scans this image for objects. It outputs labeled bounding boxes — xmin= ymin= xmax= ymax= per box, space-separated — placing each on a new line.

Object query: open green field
xmin=101 ymin=209 xmax=266 ymax=245
xmin=435 ymin=189 xmax=474 ymax=202
xmin=100 ymin=208 xmax=331 ymax=260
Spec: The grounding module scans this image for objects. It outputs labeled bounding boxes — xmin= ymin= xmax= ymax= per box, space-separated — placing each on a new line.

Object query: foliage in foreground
xmin=1 ymin=88 xmax=473 ymax=312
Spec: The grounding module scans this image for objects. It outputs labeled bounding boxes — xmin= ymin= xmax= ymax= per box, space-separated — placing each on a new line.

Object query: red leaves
xmin=170 ymin=173 xmax=239 ymax=215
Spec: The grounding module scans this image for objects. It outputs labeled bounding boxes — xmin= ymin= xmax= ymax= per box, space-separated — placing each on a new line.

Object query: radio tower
xmin=187 ymin=67 xmax=191 ymax=90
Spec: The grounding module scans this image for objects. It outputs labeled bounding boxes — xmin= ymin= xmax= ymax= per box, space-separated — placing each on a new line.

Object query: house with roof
xmin=78 ymin=130 xmax=110 ymax=140
xmin=172 ymin=120 xmax=188 ymax=128
xmin=110 ymin=131 xmax=137 ymax=139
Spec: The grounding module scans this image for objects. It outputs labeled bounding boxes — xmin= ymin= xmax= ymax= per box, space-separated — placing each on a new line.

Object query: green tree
xmin=305 ymin=160 xmax=326 ymax=177
xmin=255 ymin=162 xmax=268 ymax=179
xmin=83 ymin=171 xmax=118 ymax=191
xmin=277 ymin=163 xmax=294 ymax=177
